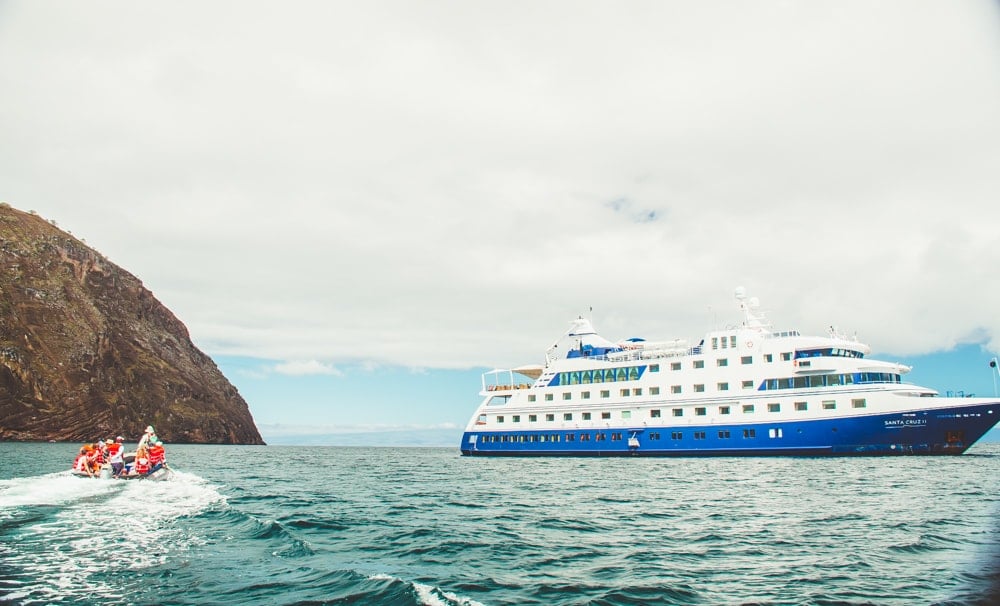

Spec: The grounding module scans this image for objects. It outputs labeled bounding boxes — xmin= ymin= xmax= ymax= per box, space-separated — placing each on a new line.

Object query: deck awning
xmin=512 ymin=364 xmax=544 ymax=380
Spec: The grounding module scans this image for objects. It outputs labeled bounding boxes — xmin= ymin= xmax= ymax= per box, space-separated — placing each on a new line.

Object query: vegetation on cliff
xmin=0 ymin=204 xmax=264 ymax=444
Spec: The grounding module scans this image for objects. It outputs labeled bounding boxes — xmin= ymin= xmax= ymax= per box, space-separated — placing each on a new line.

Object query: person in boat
xmin=107 ymin=437 xmax=125 ymax=477
xmin=92 ymin=440 xmax=106 ymax=470
xmin=72 ymin=445 xmax=94 ymax=476
xmin=147 ymin=440 xmax=165 ymax=473
xmin=133 ymin=444 xmax=151 ymax=476
xmin=136 ymin=425 xmax=158 ymax=451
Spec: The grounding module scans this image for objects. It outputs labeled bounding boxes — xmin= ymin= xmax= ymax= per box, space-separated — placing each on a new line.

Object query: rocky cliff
xmin=0 ymin=204 xmax=264 ymax=444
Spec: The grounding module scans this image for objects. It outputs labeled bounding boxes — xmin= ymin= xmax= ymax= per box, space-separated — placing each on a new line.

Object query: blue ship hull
xmin=460 ymin=402 xmax=999 ymax=456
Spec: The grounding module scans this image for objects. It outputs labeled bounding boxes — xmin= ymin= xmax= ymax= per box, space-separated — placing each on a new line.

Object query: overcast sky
xmin=2 ymin=2 xmax=999 ymax=438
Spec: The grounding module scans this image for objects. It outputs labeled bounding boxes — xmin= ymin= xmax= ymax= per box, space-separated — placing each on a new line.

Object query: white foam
xmin=0 ymin=471 xmax=122 ymax=508
xmin=2 ymin=468 xmax=227 ymax=604
xmin=368 ymin=573 xmax=486 ymax=606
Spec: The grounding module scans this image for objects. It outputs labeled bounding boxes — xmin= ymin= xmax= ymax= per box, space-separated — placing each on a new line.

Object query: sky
xmin=1 ymin=2 xmax=999 ymax=444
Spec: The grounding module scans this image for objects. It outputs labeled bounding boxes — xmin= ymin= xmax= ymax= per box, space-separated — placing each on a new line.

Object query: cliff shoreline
xmin=0 ymin=204 xmax=265 ymax=445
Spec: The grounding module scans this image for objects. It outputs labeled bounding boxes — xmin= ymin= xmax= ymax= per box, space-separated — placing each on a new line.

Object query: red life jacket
xmin=134 ymin=456 xmax=150 ymax=475
xmin=73 ymin=453 xmax=88 ymax=472
xmin=148 ymin=445 xmax=165 ymax=466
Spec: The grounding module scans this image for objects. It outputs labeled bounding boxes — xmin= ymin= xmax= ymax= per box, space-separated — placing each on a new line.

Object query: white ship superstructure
xmin=461 ymin=289 xmax=999 ymax=456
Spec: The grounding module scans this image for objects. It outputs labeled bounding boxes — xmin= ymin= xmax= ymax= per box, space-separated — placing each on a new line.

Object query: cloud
xmin=273 ymin=360 xmax=342 ymax=377
xmin=2 ymin=2 xmax=1000 ymax=370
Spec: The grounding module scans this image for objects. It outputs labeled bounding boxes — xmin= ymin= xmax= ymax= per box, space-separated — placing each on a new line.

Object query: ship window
xmin=539 ymin=435 xmax=547 ymax=442
xmin=512 ymin=415 xmax=521 ymax=422
xmin=673 ymin=408 xmax=684 ymax=417
xmin=695 ymin=407 xmax=707 ymax=416
xmin=794 ymin=401 xmax=807 ymax=411
xmin=671 ymin=385 xmax=682 ymax=394
xmin=529 ymin=414 xmax=537 ymax=422
xmin=718 ymin=430 xmax=731 ymax=438
xmin=528 ymin=395 xmax=536 ymax=402
xmin=564 ymin=413 xmax=572 ymax=421
xmin=545 ymin=393 xmax=553 ymax=401
xmin=596 ymin=433 xmax=606 ymax=441
xmin=611 ymin=432 xmax=622 ymax=441
xmin=743 ymin=404 xmax=755 ymax=413
xmin=717 ymin=358 xmax=728 ymax=367
xmin=622 ymin=411 xmax=631 ymax=419
xmin=671 ymin=362 xmax=681 ymax=371
xmin=650 ymin=409 xmax=661 ymax=418
xmin=601 ymin=412 xmax=611 ymax=419
xmin=628 ymin=367 xmax=640 ymax=380
xmin=694 ymin=431 xmax=706 ymax=439
xmin=730 ymin=336 xmax=736 ymax=348
xmin=793 ymin=377 xmax=808 ymax=388
xmin=721 ymin=337 xmax=728 ymax=349
xmin=694 ymin=384 xmax=705 ymax=392
xmin=620 ymin=388 xmax=630 ymax=397
xmin=768 ymin=403 xmax=780 ymax=413
xmin=582 ymin=412 xmax=592 ymax=420
xmin=764 ymin=354 xmax=773 ymax=362
xmin=496 ymin=416 xmax=504 ymax=423
xmin=769 ymin=428 xmax=784 ymax=438
xmin=781 ymin=352 xmax=792 ymax=361
xmin=650 ymin=364 xmax=660 ymax=372
xmin=852 ymin=398 xmax=867 ymax=408
xmin=600 ymin=390 xmax=610 ymax=398
xmin=712 ymin=337 xmax=718 ymax=349
xmin=693 ymin=360 xmax=705 ymax=369
xmin=633 ymin=388 xmax=642 ymax=396
xmin=719 ymin=406 xmax=731 ymax=415
xmin=566 ymin=433 xmax=575 ymax=441
xmin=650 ymin=387 xmax=660 ymax=395
xmin=718 ymin=382 xmax=729 ymax=391
xmin=743 ymin=429 xmax=756 ymax=438
xmin=822 ymin=400 xmax=836 ymax=410
xmin=650 ymin=432 xmax=660 ymax=440
xmin=545 ymin=414 xmax=554 ymax=421
xmin=742 ymin=380 xmax=754 ymax=389
xmin=581 ymin=391 xmax=591 ymax=399
xmin=580 ymin=433 xmax=590 ymax=441
xmin=563 ymin=392 xmax=571 ymax=400
xmin=741 ymin=356 xmax=752 ymax=365
xmin=671 ymin=431 xmax=683 ymax=439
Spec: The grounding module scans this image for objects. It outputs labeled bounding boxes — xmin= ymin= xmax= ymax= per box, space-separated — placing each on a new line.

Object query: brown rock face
xmin=0 ymin=204 xmax=265 ymax=444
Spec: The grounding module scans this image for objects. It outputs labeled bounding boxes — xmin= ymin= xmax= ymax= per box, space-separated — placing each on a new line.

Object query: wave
xmin=0 ymin=468 xmax=229 ymax=604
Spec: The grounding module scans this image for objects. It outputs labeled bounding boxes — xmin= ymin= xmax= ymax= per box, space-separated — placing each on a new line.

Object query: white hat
xmin=145 ymin=426 xmax=154 ymax=433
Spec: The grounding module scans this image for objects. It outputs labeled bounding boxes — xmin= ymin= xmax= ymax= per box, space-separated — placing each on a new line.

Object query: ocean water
xmin=1 ymin=443 xmax=998 ymax=606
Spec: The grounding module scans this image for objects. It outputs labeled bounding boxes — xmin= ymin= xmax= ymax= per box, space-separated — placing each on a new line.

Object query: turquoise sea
xmin=1 ymin=442 xmax=999 ymax=606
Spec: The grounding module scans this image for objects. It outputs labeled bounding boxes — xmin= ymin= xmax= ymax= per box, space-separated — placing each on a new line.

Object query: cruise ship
xmin=460 ymin=289 xmax=1000 ymax=456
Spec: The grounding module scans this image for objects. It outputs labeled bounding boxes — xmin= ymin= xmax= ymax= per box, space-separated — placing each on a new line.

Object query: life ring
xmin=746 ymin=341 xmax=753 ymax=348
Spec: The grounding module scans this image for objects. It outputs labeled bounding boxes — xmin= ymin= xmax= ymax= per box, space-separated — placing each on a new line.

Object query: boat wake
xmin=0 ymin=469 xmax=225 ymax=604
